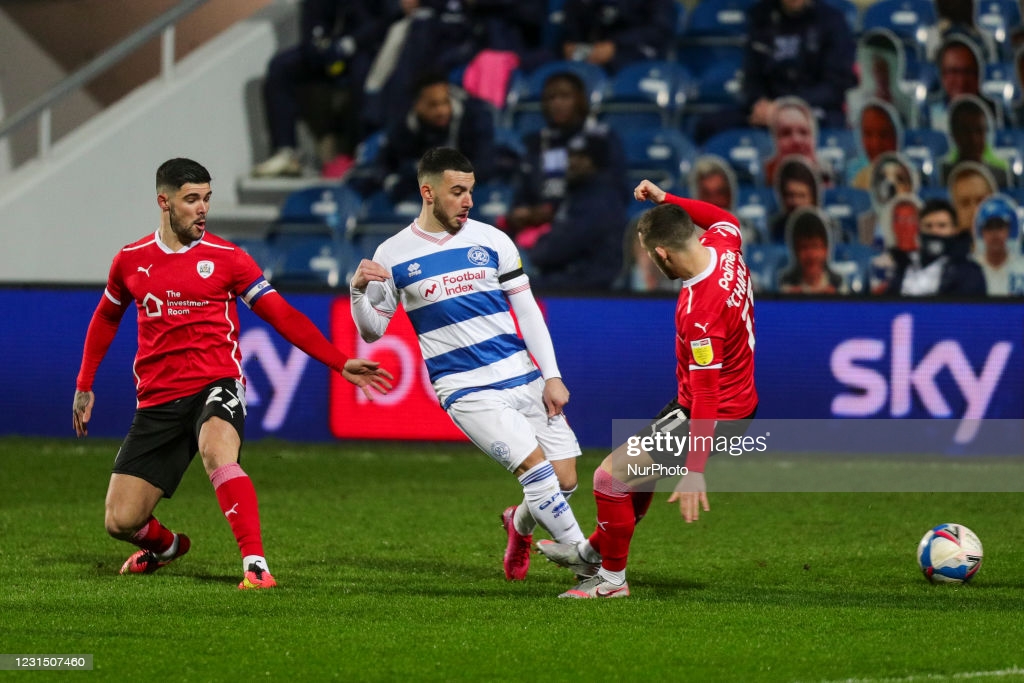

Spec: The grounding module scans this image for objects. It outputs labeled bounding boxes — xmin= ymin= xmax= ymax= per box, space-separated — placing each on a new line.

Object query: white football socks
xmin=517 ymin=462 xmax=585 ymax=545
xmin=513 ymin=482 xmax=577 ymax=536
xmin=243 ymin=555 xmax=270 ymax=574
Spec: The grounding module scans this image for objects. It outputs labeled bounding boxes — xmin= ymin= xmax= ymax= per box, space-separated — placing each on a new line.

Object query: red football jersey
xmin=103 ymin=231 xmax=272 ymax=407
xmin=674 ymin=220 xmax=758 ymax=419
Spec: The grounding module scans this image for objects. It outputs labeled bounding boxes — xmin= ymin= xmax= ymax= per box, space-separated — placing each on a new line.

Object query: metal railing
xmin=0 ymin=0 xmax=209 ymax=159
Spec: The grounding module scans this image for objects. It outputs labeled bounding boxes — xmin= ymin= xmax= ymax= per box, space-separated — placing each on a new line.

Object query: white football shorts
xmin=446 ymin=378 xmax=581 ymax=472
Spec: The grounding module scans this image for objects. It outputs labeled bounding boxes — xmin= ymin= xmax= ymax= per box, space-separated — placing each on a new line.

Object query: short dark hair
xmin=156 ymin=158 xmax=211 ymax=192
xmin=919 ymin=198 xmax=957 ymax=226
xmin=949 ymin=95 xmax=987 ymax=127
xmin=778 ymin=156 xmax=821 ymax=204
xmin=789 ymin=208 xmax=829 ymax=245
xmin=417 ymin=147 xmax=474 ymax=183
xmin=413 ymin=70 xmax=450 ymax=98
xmin=636 ymin=203 xmax=696 ymax=251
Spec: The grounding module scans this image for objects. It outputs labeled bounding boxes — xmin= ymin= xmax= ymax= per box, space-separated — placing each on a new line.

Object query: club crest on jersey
xmin=407 ymin=262 xmax=422 ymax=277
xmin=491 ymin=441 xmax=511 ymax=459
xmin=197 ymin=260 xmax=214 ymax=279
xmin=418 ymin=278 xmax=443 ymax=302
xmin=691 ymin=338 xmax=714 ymax=366
xmin=467 ymin=246 xmax=489 ymax=266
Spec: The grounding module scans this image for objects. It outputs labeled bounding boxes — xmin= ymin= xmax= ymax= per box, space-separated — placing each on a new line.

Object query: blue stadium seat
xmin=817 ymin=127 xmax=861 ymax=185
xmin=902 ymin=128 xmax=950 ymax=186
xmin=833 ymin=242 xmax=878 ymax=294
xmin=742 ymin=242 xmax=789 ymax=293
xmin=599 ymin=60 xmax=694 ymax=129
xmin=350 ymin=191 xmax=420 ymax=261
xmin=861 ymin=0 xmax=935 ymax=58
xmin=264 ymin=234 xmax=348 ymax=289
xmin=232 ymin=237 xmax=276 ymax=271
xmin=824 ymin=186 xmax=872 ymax=243
xmin=272 ymin=184 xmax=362 ymax=240
xmin=736 ymin=185 xmax=779 ymax=242
xmin=679 ymin=0 xmax=753 ymax=41
xmin=701 ymin=128 xmax=774 ymax=187
xmin=619 ymin=127 xmax=698 ymax=188
xmin=976 ymin=0 xmax=1021 ymax=60
xmin=685 ymin=46 xmax=745 ymax=115
xmin=472 ymin=182 xmax=515 ymax=227
xmin=993 ymin=127 xmax=1024 ymax=185
xmin=982 ymin=62 xmax=1020 ymax=126
xmin=543 ymin=0 xmax=568 ymax=52
xmin=505 ymin=61 xmax=608 ymax=130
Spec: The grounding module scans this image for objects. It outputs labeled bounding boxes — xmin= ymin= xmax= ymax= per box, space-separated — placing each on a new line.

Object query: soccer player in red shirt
xmin=73 ymin=158 xmax=392 ymax=590
xmin=539 ymin=178 xmax=758 ymax=598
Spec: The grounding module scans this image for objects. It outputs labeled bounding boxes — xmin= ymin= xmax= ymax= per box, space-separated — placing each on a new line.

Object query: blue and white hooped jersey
xmin=365 ymin=219 xmax=541 ymax=409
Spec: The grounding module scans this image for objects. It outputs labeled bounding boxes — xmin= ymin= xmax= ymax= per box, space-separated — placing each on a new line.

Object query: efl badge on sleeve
xmin=690 ymin=338 xmax=714 ymax=366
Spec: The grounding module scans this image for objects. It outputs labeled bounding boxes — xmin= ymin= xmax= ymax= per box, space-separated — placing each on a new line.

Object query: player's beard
xmin=433 ymin=202 xmax=463 ymax=234
xmin=168 ymin=205 xmax=205 ymax=243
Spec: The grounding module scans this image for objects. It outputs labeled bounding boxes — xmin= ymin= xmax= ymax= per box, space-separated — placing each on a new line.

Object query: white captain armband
xmin=241 ymin=277 xmax=275 ymax=308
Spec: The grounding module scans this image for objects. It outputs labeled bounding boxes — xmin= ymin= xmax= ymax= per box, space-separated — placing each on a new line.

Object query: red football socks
xmin=588 ymin=469 xmax=637 ymax=572
xmin=210 ymin=463 xmax=264 ymax=559
xmin=130 ymin=515 xmax=175 ymax=554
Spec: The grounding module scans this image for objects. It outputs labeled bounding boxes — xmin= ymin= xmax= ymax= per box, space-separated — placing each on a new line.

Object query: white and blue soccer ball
xmin=916 ymin=523 xmax=983 ymax=584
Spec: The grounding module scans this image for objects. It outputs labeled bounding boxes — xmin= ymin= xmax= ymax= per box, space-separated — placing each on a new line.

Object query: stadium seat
xmin=472 ymin=182 xmax=515 ymax=227
xmin=271 ymin=184 xmax=362 ymax=240
xmin=736 ymin=185 xmax=779 ymax=242
xmin=232 ymin=237 xmax=276 ymax=271
xmin=619 ymin=127 xmax=698 ymax=188
xmin=742 ymin=242 xmax=789 ymax=293
xmin=542 ymin=0 xmax=568 ymax=52
xmin=982 ymin=62 xmax=1020 ymax=126
xmin=993 ymin=127 xmax=1024 ymax=185
xmin=264 ymin=234 xmax=348 ymax=289
xmin=976 ymin=0 xmax=1021 ymax=60
xmin=679 ymin=0 xmax=754 ymax=41
xmin=902 ymin=128 xmax=950 ymax=186
xmin=817 ymin=127 xmax=861 ymax=185
xmin=599 ymin=60 xmax=694 ymax=129
xmin=824 ymin=186 xmax=872 ymax=243
xmin=505 ymin=61 xmax=608 ymax=131
xmin=701 ymin=128 xmax=774 ymax=187
xmin=861 ymin=0 xmax=936 ymax=58
xmin=349 ymin=191 xmax=420 ymax=262
xmin=832 ymin=242 xmax=877 ymax=294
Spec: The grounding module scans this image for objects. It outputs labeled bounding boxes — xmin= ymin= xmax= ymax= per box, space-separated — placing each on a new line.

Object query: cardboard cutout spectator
xmin=939 ymin=94 xmax=1012 ymax=188
xmin=870 ymin=193 xmax=922 ymax=294
xmin=764 ymin=97 xmax=828 ymax=188
xmin=948 ymin=160 xmax=999 ymax=232
xmin=847 ymin=28 xmax=918 ymax=128
xmin=770 ymin=155 xmax=822 ymax=244
xmin=848 ymin=98 xmax=903 ymax=190
xmin=778 ymin=207 xmax=847 ymax=294
xmin=857 ymin=151 xmax=919 ymax=245
xmin=926 ymin=33 xmax=1003 ymax=133
xmin=973 ymin=193 xmax=1024 ymax=294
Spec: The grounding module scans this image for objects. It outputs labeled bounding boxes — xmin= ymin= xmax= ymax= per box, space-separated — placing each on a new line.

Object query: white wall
xmin=0 ymin=8 xmax=102 ymax=173
xmin=0 ymin=16 xmax=280 ymax=284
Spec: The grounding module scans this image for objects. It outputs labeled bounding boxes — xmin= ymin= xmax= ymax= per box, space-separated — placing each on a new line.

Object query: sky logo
xmin=830 ymin=313 xmax=1014 ymax=443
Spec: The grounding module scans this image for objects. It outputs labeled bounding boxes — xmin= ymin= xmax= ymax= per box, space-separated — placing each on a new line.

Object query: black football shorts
xmin=111 ymin=378 xmax=247 ymax=497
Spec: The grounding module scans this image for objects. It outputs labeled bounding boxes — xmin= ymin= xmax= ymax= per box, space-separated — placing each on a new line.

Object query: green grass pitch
xmin=1 ymin=436 xmax=1023 ymax=682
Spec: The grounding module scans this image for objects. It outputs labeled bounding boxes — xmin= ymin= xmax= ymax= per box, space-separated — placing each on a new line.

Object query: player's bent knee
xmin=104 ymin=507 xmax=147 ymax=540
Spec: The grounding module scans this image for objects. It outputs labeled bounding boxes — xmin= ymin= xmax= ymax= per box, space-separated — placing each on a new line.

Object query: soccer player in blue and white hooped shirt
xmin=350 ymin=147 xmax=587 ymax=581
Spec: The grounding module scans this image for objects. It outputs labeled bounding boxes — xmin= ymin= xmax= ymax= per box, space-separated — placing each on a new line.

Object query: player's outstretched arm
xmin=541 ymin=377 xmax=570 ymax=417
xmin=507 ymin=289 xmax=567 ymax=417
xmin=254 ymin=292 xmax=393 ymax=400
xmin=668 ymin=472 xmax=709 ymax=523
xmin=633 ymin=179 xmax=667 ymax=205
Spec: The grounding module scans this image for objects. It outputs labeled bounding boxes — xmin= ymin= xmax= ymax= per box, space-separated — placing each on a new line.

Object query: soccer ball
xmin=916 ymin=523 xmax=983 ymax=584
